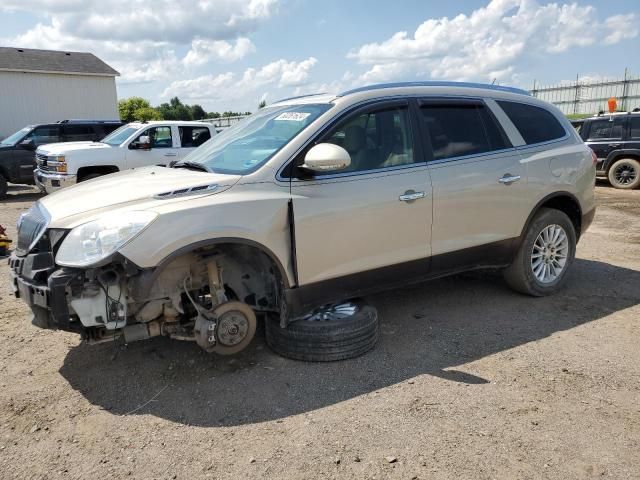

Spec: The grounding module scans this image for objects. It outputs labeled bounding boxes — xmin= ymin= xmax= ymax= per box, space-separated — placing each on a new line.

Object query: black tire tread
xmin=265 ymin=301 xmax=379 ymax=362
xmin=503 ymin=208 xmax=576 ymax=297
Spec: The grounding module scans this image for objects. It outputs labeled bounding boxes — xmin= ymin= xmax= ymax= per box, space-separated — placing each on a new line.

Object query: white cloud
xmin=183 ymin=38 xmax=256 ymax=67
xmin=348 ymin=0 xmax=639 ymax=84
xmin=1 ymin=0 xmax=278 ymax=82
xmin=161 ymin=57 xmax=318 ymax=104
xmin=1 ymin=0 xmax=278 ymax=43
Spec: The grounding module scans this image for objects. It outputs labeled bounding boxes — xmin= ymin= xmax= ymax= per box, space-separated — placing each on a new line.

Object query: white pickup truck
xmin=34 ymin=121 xmax=216 ymax=193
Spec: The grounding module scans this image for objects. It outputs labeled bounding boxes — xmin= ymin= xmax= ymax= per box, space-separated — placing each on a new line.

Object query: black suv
xmin=579 ymin=111 xmax=640 ymax=189
xmin=0 ymin=119 xmax=123 ymax=197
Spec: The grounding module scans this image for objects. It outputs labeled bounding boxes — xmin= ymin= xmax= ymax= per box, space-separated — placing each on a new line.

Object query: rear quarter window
xmin=497 ymin=101 xmax=566 ymax=145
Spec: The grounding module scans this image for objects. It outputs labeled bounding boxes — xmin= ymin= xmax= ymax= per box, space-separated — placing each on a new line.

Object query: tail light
xmin=590 ymin=149 xmax=597 ymax=165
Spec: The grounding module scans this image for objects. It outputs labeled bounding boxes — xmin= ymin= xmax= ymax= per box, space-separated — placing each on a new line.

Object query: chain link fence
xmin=531 ymin=70 xmax=640 ymax=115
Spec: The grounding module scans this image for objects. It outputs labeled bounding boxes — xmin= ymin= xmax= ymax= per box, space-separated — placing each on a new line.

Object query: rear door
xmin=177 ymin=125 xmax=212 ymax=159
xmin=419 ymin=98 xmax=526 ymax=271
xmin=291 ymin=99 xmax=433 ymax=289
xmin=584 ymin=116 xmax=626 ymax=169
xmin=62 ymin=124 xmax=95 ymax=142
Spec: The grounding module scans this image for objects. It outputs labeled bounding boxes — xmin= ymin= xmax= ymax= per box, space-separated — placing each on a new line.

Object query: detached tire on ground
xmin=265 ymin=300 xmax=379 ymax=362
xmin=503 ymin=208 xmax=576 ymax=296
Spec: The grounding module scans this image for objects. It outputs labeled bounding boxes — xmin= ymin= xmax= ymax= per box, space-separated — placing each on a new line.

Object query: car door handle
xmin=164 ymin=152 xmax=178 ymax=157
xmin=499 ymin=174 xmax=521 ymax=185
xmin=608 ymin=143 xmax=621 ymax=148
xmin=399 ymin=190 xmax=427 ymax=202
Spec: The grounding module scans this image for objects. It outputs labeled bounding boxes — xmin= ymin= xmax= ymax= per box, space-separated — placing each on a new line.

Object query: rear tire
xmin=503 ymin=208 xmax=576 ymax=296
xmin=265 ymin=300 xmax=379 ymax=362
xmin=607 ymin=158 xmax=640 ymax=190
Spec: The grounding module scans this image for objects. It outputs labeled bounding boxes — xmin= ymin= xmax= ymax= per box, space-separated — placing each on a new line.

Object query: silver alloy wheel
xmin=531 ymin=224 xmax=569 ymax=284
xmin=301 ymin=302 xmax=359 ymax=322
xmin=613 ymin=163 xmax=637 ymax=186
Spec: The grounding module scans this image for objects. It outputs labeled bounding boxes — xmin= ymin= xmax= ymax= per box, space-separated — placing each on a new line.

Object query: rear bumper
xmin=8 ymin=252 xmax=81 ymax=333
xmin=34 ymin=169 xmax=77 ymax=194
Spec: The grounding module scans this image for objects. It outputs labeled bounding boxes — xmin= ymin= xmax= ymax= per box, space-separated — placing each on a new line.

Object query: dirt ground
xmin=0 ymin=182 xmax=638 ymax=480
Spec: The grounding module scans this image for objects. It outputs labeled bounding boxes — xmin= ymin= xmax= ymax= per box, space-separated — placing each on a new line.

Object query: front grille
xmin=36 ymin=153 xmax=55 ymax=172
xmin=16 ymin=204 xmax=49 ymax=256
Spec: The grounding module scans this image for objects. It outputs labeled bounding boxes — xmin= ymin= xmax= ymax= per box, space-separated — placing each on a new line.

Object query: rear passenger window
xmin=63 ymin=125 xmax=94 ymax=141
xmin=420 ymin=103 xmax=509 ymax=161
xmin=586 ymin=117 xmax=625 ymax=140
xmin=497 ymin=101 xmax=566 ymax=145
xmin=179 ymin=126 xmax=211 ymax=148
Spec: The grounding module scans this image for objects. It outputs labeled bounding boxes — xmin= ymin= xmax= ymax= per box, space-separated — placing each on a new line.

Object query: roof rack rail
xmin=272 ymin=92 xmax=328 ymax=104
xmin=337 ymin=81 xmax=530 ymax=97
xmin=57 ymin=119 xmax=122 ymax=124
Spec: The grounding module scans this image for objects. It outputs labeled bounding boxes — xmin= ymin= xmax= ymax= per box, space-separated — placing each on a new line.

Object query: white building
xmin=0 ymin=47 xmax=119 ymax=139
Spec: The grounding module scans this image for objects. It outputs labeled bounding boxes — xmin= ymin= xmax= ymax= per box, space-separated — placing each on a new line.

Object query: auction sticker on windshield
xmin=275 ymin=112 xmax=311 ymax=122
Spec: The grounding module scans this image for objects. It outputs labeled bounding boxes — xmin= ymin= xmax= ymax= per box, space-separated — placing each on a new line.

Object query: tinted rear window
xmin=420 ymin=103 xmax=510 ymax=160
xmin=497 ymin=101 xmax=566 ymax=145
xmin=586 ymin=117 xmax=626 ymax=140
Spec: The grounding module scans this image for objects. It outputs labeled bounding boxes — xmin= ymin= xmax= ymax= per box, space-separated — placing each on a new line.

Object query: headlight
xmin=48 ymin=155 xmax=67 ymax=173
xmin=56 ymin=211 xmax=158 ymax=267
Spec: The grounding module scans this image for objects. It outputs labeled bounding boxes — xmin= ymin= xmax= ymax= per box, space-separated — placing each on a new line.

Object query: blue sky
xmin=1 ymin=0 xmax=638 ymax=112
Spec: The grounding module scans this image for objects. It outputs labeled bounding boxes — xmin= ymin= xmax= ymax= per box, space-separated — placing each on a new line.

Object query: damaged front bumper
xmin=9 ymin=252 xmax=83 ymax=333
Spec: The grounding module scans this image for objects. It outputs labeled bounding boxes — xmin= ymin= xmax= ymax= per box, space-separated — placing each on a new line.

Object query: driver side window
xmin=324 ymin=106 xmax=415 ymax=173
xmin=133 ymin=126 xmax=173 ymax=148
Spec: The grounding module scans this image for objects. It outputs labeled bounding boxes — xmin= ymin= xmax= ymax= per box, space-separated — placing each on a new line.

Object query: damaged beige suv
xmin=9 ymin=82 xmax=596 ymax=361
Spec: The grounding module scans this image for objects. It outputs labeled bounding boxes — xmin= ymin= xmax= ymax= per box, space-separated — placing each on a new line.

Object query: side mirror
xmin=20 ymin=139 xmax=36 ymax=151
xmin=130 ymin=135 xmax=151 ymax=150
xmin=300 ymin=143 xmax=351 ymax=173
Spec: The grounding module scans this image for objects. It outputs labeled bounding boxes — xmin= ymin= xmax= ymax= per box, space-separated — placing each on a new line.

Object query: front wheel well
xmin=77 ymin=165 xmax=119 ymax=182
xmin=128 ymin=242 xmax=287 ymax=321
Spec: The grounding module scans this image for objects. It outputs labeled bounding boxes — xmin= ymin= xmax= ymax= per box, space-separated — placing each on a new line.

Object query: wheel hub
xmin=531 ymin=224 xmax=569 ymax=284
xmin=217 ymin=311 xmax=249 ymax=346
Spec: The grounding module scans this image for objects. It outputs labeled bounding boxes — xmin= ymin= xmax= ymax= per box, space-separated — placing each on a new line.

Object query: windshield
xmin=179 ymin=104 xmax=332 ymax=174
xmin=101 ymin=125 xmax=139 ymax=146
xmin=1 ymin=127 xmax=32 ymax=146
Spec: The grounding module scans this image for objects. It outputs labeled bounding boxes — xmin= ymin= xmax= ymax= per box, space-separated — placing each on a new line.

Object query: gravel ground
xmin=0 ymin=183 xmax=639 ymax=480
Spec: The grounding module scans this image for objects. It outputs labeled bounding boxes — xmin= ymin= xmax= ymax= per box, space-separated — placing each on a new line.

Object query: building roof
xmin=0 ymin=47 xmax=119 ymax=77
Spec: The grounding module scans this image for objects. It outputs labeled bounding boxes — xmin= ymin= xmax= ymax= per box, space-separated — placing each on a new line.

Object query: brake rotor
xmin=211 ymin=301 xmax=257 ymax=355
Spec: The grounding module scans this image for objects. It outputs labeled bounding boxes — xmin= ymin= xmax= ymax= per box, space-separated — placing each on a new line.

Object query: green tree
xmin=158 ymin=97 xmax=193 ymax=120
xmin=119 ymin=97 xmax=152 ymax=122
xmin=191 ymin=104 xmax=206 ymax=120
xmin=258 ymin=99 xmax=267 ymax=109
xmin=134 ymin=106 xmax=162 ymax=122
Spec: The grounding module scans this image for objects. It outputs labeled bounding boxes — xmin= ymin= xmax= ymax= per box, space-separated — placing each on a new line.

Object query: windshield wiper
xmin=172 ymin=161 xmax=211 ymax=173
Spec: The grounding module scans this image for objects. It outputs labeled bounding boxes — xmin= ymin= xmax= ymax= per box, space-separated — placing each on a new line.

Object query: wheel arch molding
xmin=517 ymin=191 xmax=584 ymax=248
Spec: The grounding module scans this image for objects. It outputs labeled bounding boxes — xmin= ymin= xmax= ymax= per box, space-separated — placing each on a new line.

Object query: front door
xmin=291 ymin=100 xmax=433 ymax=289
xmin=125 ymin=125 xmax=179 ymax=169
xmin=17 ymin=125 xmax=62 ymax=182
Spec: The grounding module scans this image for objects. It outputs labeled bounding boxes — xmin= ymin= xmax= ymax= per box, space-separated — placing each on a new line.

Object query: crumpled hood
xmin=37 ymin=141 xmax=112 ymax=155
xmin=40 ymin=166 xmax=241 ymax=227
